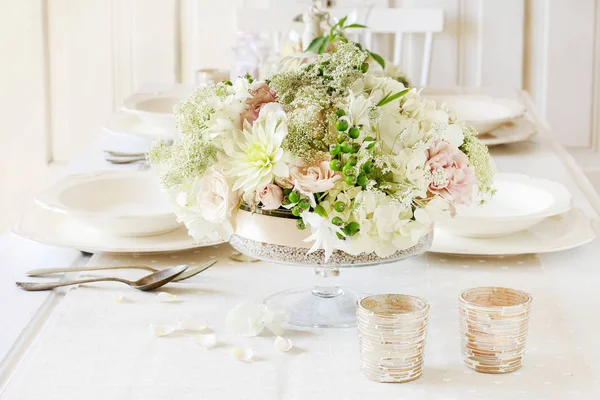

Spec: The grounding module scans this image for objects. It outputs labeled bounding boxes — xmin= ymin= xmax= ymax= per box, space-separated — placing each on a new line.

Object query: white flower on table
xmin=226 ymin=303 xmax=287 ymax=337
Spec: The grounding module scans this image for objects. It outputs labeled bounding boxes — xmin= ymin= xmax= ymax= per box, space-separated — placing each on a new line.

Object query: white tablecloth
xmin=1 ymin=91 xmax=600 ymax=399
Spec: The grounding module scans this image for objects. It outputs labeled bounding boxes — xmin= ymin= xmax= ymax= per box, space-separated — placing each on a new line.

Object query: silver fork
xmin=26 ymin=260 xmax=217 ymax=282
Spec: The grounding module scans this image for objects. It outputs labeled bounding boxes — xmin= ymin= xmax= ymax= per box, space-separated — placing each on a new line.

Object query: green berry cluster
xmin=330 ymin=201 xmax=359 ymax=239
xmin=328 ymin=110 xmax=375 ymax=189
xmin=281 ymin=189 xmax=310 ymax=220
xmin=331 ymin=201 xmax=360 ymax=239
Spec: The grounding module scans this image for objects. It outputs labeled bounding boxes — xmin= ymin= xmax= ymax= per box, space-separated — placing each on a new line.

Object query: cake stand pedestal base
xmin=264 ymin=266 xmax=362 ymax=328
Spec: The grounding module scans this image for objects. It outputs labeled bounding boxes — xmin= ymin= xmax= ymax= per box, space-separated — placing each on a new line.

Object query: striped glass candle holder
xmin=459 ymin=287 xmax=533 ymax=374
xmin=356 ymin=294 xmax=430 ymax=383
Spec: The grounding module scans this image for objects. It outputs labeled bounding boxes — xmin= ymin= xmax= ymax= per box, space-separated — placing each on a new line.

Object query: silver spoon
xmin=25 ymin=260 xmax=217 ymax=282
xmin=16 ymin=264 xmax=188 ymax=292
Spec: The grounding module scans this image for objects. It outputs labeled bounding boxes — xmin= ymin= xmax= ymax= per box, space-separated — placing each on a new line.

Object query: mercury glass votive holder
xmin=459 ymin=287 xmax=533 ymax=374
xmin=356 ymin=294 xmax=430 ymax=383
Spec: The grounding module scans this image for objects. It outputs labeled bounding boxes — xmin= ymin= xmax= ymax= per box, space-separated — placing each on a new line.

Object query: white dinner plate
xmin=104 ymin=112 xmax=175 ymax=141
xmin=438 ymin=173 xmax=572 ymax=238
xmin=36 ymin=171 xmax=181 ymax=237
xmin=426 ymin=94 xmax=526 ymax=134
xmin=13 ymin=202 xmax=223 ymax=254
xmin=430 ymin=208 xmax=596 ymax=255
xmin=478 ymin=117 xmax=537 ymax=146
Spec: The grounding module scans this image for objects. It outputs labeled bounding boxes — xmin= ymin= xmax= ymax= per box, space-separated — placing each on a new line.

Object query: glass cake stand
xmin=229 ymin=231 xmax=433 ymax=329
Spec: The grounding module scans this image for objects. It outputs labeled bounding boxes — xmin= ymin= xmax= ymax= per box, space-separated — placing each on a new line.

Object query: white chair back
xmin=234 ymin=6 xmax=367 ymax=54
xmin=363 ymin=8 xmax=444 ymax=87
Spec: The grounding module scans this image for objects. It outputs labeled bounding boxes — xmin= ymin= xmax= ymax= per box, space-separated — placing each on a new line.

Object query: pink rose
xmin=241 ymin=82 xmax=277 ymax=125
xmin=290 ymin=160 xmax=341 ymax=194
xmin=257 ymin=184 xmax=283 ymax=210
xmin=426 ymin=141 xmax=476 ymax=205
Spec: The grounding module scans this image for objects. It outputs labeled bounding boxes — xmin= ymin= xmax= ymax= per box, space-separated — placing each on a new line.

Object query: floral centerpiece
xmin=148 ymin=43 xmax=493 ymax=261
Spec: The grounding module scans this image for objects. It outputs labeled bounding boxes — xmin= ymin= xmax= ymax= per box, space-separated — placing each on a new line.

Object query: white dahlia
xmin=222 ymin=103 xmax=290 ymax=192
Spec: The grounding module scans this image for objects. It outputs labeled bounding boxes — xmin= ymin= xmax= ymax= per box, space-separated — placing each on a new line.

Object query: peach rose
xmin=290 ymin=160 xmax=341 ymax=194
xmin=426 ymin=141 xmax=475 ymax=205
xmin=257 ymin=184 xmax=283 ymax=210
xmin=241 ymin=82 xmax=277 ymax=125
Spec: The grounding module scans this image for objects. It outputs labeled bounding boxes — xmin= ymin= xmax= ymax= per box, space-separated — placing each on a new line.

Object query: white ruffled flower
xmin=173 ymin=167 xmax=239 ymax=241
xmin=223 ymin=103 xmax=290 ymax=192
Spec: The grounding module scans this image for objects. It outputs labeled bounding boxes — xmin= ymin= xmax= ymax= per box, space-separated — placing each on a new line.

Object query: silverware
xmin=25 ymin=260 xmax=217 ymax=282
xmin=105 ymin=156 xmax=147 ymax=164
xmin=104 ymin=150 xmax=147 ymax=157
xmin=16 ymin=264 xmax=189 ymax=292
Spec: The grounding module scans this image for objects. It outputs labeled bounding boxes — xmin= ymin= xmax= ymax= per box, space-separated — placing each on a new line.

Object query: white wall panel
xmin=525 ymin=0 xmax=598 ymax=149
xmin=48 ymin=0 xmax=115 ymax=162
xmin=49 ymin=0 xmax=180 ymax=162
xmin=0 ymin=0 xmax=51 ymax=228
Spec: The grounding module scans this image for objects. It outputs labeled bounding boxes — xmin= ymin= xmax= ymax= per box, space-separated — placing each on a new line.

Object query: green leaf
xmin=329 ymin=16 xmax=348 ymax=35
xmin=306 ymin=36 xmax=326 ymax=53
xmin=376 ymin=88 xmax=410 ymax=107
xmin=318 ymin=37 xmax=330 ymax=54
xmin=345 ymin=23 xmax=367 ymax=29
xmin=314 ymin=204 xmax=328 ymax=218
xmin=368 ymin=51 xmax=386 ymax=70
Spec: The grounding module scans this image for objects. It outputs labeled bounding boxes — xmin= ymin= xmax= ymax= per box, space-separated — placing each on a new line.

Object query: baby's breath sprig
xmin=460 ymin=126 xmax=494 ymax=195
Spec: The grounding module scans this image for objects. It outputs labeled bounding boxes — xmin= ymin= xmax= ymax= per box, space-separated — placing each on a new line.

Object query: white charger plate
xmin=35 ymin=171 xmax=180 ymax=237
xmin=12 ymin=202 xmax=223 ymax=254
xmin=104 ymin=112 xmax=175 ymax=141
xmin=430 ymin=208 xmax=596 ymax=255
xmin=426 ymin=94 xmax=526 ymax=134
xmin=438 ymin=173 xmax=572 ymax=238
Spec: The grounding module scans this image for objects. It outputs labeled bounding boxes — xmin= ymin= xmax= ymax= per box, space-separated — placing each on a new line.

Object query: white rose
xmin=192 ymin=168 xmax=239 ymax=223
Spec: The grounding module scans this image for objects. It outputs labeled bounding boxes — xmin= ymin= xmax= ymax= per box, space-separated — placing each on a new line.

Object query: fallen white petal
xmin=156 ymin=292 xmax=178 ymax=303
xmin=226 ymin=303 xmax=266 ymax=337
xmin=149 ymin=324 xmax=175 ymax=337
xmin=274 ymin=336 xmax=293 ymax=352
xmin=230 ymin=346 xmax=253 ymax=361
xmin=193 ymin=334 xmax=217 ymax=349
xmin=264 ymin=308 xmax=287 ymax=336
xmin=176 ymin=319 xmax=207 ymax=332
xmin=114 ymin=292 xmax=125 ymax=303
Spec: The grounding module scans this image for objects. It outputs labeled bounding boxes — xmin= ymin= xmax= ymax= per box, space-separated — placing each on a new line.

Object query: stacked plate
xmin=424 ymin=94 xmax=531 ymax=145
xmin=356 ymin=294 xmax=430 ymax=383
xmin=14 ymin=171 xmax=223 ymax=254
xmin=104 ymin=86 xmax=193 ymax=141
xmin=431 ymin=173 xmax=596 ymax=255
xmin=459 ymin=287 xmax=533 ymax=374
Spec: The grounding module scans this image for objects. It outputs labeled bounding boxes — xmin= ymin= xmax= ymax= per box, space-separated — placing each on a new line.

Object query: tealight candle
xmin=356 ymin=294 xmax=430 ymax=383
xmin=458 ymin=287 xmax=533 ymax=374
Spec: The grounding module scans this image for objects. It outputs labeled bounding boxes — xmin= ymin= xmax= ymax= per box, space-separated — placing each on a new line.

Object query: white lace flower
xmin=301 ymin=211 xmax=346 ymax=261
xmin=223 ymin=103 xmax=290 ymax=192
